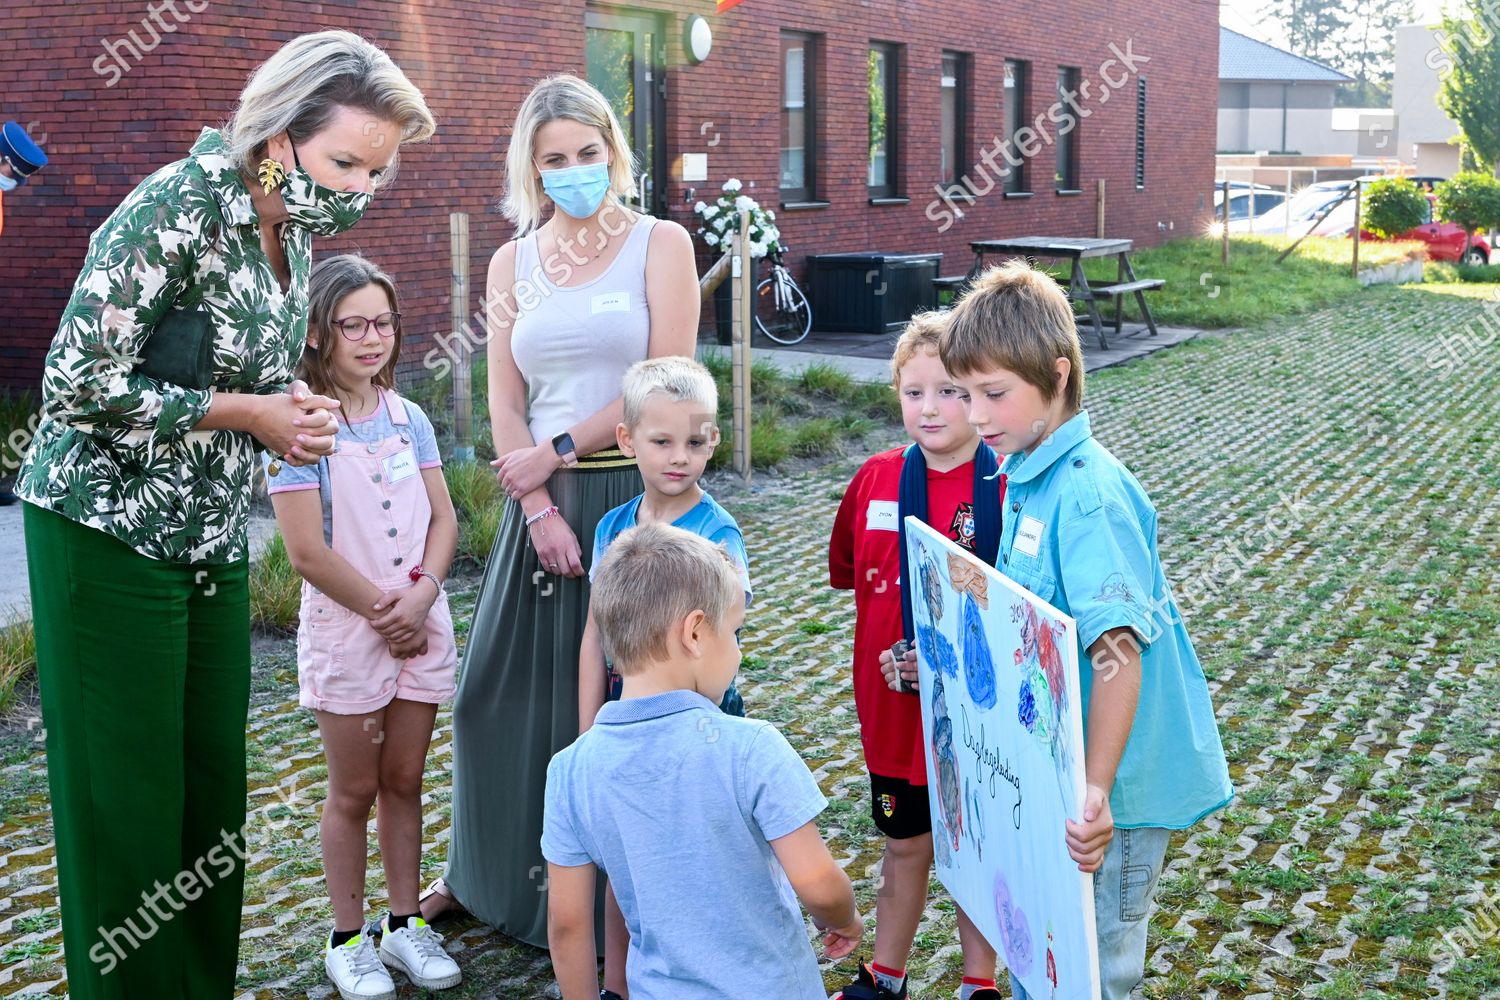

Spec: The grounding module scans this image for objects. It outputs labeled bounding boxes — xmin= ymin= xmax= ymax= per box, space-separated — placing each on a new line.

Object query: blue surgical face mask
xmin=540 ymin=162 xmax=611 ymax=219
xmin=0 ymin=172 xmax=17 ymax=193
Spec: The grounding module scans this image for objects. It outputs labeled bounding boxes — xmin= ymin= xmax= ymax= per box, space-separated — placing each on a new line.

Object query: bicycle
xmin=754 ymin=246 xmax=812 ymax=345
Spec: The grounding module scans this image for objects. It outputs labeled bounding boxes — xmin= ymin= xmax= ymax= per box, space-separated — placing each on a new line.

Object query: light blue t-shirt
xmin=590 ymin=491 xmax=753 ymax=601
xmin=998 ymin=410 xmax=1233 ymax=829
xmin=542 ymin=690 xmax=828 ymax=999
xmin=262 ymin=392 xmax=442 ymax=545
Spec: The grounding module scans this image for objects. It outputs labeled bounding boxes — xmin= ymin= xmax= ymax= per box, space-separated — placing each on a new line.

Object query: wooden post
xmin=1220 ymin=179 xmax=1230 ymax=265
xmin=450 ymin=212 xmax=474 ymax=463
xmin=731 ymin=209 xmax=752 ymax=481
xmin=1351 ymin=183 xmax=1361 ymax=279
xmin=1095 ymin=178 xmax=1106 ymax=238
xmin=698 ymin=253 xmax=731 ymax=301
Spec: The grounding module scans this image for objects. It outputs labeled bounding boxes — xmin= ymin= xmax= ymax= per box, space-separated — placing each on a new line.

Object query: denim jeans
xmin=1009 ymin=826 xmax=1172 ymax=1000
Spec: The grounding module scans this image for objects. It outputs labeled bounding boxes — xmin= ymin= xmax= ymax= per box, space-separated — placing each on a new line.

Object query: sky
xmin=1219 ymin=0 xmax=1457 ymax=46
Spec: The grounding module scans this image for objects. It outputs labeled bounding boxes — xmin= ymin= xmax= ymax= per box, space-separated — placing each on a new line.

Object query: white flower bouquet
xmin=693 ymin=179 xmax=781 ymax=259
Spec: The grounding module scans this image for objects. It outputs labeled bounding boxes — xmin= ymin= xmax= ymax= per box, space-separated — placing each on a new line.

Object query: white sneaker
xmin=379 ymin=915 xmax=462 ymax=990
xmin=325 ymin=930 xmax=396 ymax=1000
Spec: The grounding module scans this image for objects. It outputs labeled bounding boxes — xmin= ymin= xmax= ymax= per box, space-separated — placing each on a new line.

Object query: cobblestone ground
xmin=2 ymin=284 xmax=1499 ymax=998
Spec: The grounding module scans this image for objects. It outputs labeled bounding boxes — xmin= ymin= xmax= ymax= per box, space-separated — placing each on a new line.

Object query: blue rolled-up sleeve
xmin=1057 ymin=502 xmax=1158 ymax=652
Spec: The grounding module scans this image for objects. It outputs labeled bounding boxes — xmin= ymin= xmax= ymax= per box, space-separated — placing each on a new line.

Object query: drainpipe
xmin=1281 ymin=84 xmax=1288 ymax=153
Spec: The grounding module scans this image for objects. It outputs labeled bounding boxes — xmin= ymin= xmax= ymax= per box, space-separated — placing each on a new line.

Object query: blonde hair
xmin=890 ymin=310 xmax=951 ymax=387
xmin=298 ymin=254 xmax=402 ymax=398
xmin=224 ymin=30 xmax=436 ymax=182
xmin=503 ymin=74 xmax=637 ymax=234
xmin=621 ymin=356 xmax=719 ymax=429
xmin=940 ymin=261 xmax=1085 ymax=413
xmin=590 ymin=523 xmax=743 ymax=674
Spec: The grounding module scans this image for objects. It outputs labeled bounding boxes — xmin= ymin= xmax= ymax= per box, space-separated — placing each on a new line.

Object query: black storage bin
xmin=806 ymin=252 xmax=942 ymax=334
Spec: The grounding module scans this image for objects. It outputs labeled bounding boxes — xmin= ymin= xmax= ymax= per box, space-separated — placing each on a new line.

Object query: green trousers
xmin=24 ymin=504 xmax=251 ymax=999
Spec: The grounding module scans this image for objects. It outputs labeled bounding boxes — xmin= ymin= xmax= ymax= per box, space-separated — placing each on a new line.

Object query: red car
xmin=1334 ymin=195 xmax=1491 ymax=265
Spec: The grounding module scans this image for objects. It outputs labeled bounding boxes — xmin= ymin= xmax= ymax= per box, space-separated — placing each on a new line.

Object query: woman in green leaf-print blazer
xmin=16 ymin=31 xmax=433 ymax=999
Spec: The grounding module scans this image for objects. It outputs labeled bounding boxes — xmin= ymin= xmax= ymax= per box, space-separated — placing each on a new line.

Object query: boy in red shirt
xmin=828 ymin=313 xmax=1004 ymax=1000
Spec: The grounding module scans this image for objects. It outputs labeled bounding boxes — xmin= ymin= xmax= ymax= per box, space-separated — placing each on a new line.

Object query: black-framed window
xmin=1135 ymin=75 xmax=1147 ymax=189
xmin=940 ymin=51 xmax=970 ymax=191
xmin=780 ymin=31 xmax=817 ymax=203
xmin=1003 ymin=59 xmax=1027 ymax=194
xmin=1055 ymin=66 xmax=1080 ymax=191
xmin=868 ymin=42 xmax=899 ymax=197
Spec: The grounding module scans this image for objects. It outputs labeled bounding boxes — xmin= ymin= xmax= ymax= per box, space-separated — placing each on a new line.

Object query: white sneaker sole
xmin=382 ymin=950 xmax=462 ymax=990
xmin=326 ymin=968 xmax=395 ymax=1000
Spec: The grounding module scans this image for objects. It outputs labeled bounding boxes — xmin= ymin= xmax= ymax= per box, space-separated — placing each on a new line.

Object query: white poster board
xmin=903 ymin=518 xmax=1100 ymax=1000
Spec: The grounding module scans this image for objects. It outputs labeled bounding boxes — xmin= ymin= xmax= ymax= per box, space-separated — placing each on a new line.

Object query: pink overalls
xmin=295 ymin=388 xmax=457 ymax=714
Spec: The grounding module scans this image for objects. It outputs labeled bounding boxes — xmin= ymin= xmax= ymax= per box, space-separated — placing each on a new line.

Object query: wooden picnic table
xmin=965 ymin=236 xmax=1162 ymax=349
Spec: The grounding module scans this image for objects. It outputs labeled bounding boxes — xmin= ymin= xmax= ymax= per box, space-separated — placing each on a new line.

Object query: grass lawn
xmin=1043 ymin=235 xmax=1426 ymax=330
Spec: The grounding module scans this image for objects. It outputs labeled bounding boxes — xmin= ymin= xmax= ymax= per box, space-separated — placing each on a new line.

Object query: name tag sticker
xmin=1014 ymin=515 xmax=1045 ymax=557
xmin=867 ymin=500 xmax=899 ymax=532
xmin=591 ymin=291 xmax=630 ymax=315
xmin=384 ymin=448 xmax=419 ymax=484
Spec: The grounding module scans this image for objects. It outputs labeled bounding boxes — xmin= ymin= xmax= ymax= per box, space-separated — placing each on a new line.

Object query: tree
xmin=1261 ymin=0 xmax=1351 ymax=70
xmin=1437 ymin=3 xmax=1500 ymax=171
xmin=1362 ymin=177 xmax=1428 ymax=238
xmin=1261 ymin=0 xmax=1414 ymax=106
xmin=1434 ymin=172 xmax=1500 ymax=259
xmin=1338 ymin=0 xmax=1414 ymax=106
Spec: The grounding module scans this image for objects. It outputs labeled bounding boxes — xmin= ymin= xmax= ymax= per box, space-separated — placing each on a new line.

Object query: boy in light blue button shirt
xmin=543 ymin=522 xmax=864 ymax=1000
xmin=939 ymin=261 xmax=1233 ymax=1000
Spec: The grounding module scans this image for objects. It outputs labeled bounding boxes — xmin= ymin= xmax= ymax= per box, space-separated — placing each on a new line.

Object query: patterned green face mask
xmin=281 ymin=139 xmax=373 ymax=236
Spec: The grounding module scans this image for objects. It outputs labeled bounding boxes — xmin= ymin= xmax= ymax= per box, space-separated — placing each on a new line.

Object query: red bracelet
xmin=408 ymin=565 xmax=443 ymax=593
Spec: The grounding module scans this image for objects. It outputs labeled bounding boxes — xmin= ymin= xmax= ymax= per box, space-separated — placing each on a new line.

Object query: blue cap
xmin=1 ymin=122 xmax=48 ymax=185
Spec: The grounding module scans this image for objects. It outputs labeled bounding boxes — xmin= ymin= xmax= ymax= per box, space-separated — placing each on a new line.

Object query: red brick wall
xmin=682 ymin=0 xmax=1217 ymax=279
xmin=0 ymin=0 xmax=1215 ymax=391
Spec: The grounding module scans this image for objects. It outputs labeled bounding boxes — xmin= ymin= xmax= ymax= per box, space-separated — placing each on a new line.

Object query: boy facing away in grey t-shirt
xmin=542 ymin=522 xmax=864 ymax=999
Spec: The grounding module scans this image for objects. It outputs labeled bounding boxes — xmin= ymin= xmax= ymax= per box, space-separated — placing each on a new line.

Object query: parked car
xmin=1213 ymin=184 xmax=1287 ymax=223
xmin=1315 ymin=193 xmax=1491 ymax=264
xmin=1228 ymin=180 xmax=1355 ymax=236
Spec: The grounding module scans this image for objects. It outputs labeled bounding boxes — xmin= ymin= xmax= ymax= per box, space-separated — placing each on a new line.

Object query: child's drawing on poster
xmin=904 ymin=518 xmax=1101 ymax=1000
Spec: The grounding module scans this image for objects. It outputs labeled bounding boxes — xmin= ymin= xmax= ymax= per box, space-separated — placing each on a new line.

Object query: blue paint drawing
xmin=962 ymin=592 xmax=998 ymax=709
xmin=966 ymin=775 xmax=987 ymax=862
xmin=918 ymin=620 xmax=960 ymax=678
xmin=918 ymin=549 xmax=945 ymax=624
xmin=931 ymin=670 xmax=964 ymax=854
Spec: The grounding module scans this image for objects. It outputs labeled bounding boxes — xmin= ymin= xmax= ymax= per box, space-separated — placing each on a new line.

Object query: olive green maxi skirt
xmin=443 ymin=454 xmax=641 ymax=948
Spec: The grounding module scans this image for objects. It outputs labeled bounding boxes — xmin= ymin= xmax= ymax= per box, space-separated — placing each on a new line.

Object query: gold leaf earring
xmin=257 ymin=157 xmax=287 ymax=195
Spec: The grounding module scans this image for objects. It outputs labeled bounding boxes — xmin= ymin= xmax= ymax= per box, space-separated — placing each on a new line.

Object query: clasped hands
xmin=254 ymin=379 xmax=343 ymax=467
xmin=370 ymin=576 xmax=440 ymax=661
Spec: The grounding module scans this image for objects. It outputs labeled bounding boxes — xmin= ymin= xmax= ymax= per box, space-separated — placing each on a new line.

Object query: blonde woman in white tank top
xmin=422 ymin=75 xmax=699 ymax=962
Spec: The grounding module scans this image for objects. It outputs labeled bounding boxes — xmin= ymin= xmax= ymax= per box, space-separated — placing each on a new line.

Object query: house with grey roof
xmin=1218 ymin=27 xmax=1358 ymax=155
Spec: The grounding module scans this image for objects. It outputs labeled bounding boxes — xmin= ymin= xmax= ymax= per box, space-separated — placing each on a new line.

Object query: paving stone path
xmin=2 ymin=285 xmax=1498 ymax=998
